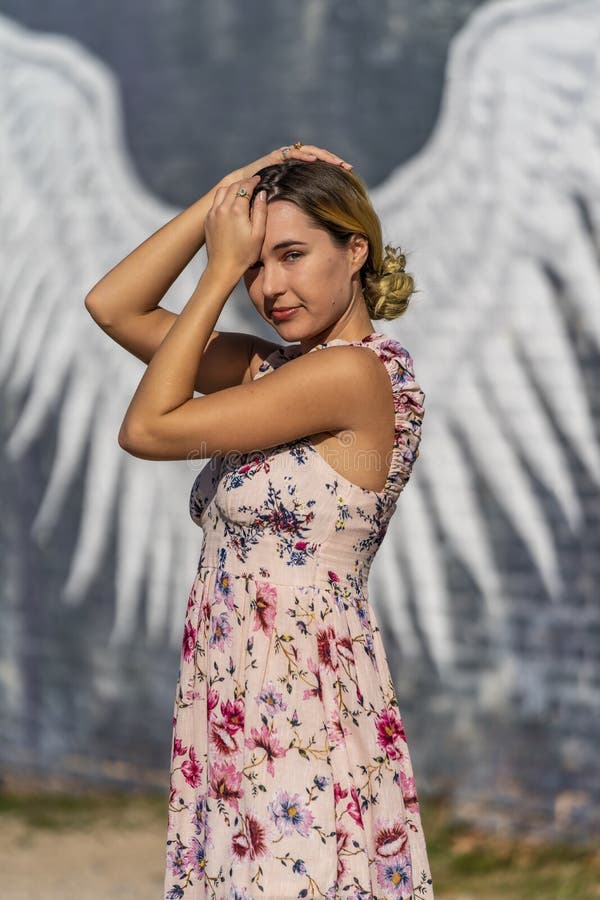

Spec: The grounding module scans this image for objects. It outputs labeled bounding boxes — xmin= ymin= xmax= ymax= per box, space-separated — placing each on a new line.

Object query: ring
xmin=235 ymin=187 xmax=250 ymax=199
xmin=281 ymin=146 xmax=290 ymax=160
xmin=293 ymin=141 xmax=303 ymax=149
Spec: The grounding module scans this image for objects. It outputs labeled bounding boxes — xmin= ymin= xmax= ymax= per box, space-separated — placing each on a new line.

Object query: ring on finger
xmin=235 ymin=187 xmax=251 ymax=199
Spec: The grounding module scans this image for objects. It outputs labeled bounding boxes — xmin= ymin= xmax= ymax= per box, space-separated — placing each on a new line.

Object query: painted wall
xmin=1 ymin=0 xmax=599 ymax=843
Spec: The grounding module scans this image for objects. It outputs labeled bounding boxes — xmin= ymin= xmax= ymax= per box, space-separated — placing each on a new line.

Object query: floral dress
xmin=164 ymin=331 xmax=434 ymax=899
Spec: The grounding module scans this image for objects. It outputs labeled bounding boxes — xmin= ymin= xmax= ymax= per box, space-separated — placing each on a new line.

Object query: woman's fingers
xmin=205 ymin=174 xmax=266 ymax=272
xmin=227 ymin=174 xmax=260 ymax=201
xmin=250 ymin=188 xmax=268 ymax=241
xmin=213 ymin=175 xmax=260 ymax=210
xmin=273 ymin=144 xmax=353 ymax=170
xmin=230 ymin=146 xmax=353 ymax=184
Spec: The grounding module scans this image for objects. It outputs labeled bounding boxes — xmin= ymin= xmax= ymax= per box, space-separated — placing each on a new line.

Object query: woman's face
xmin=243 ymin=200 xmax=365 ymax=340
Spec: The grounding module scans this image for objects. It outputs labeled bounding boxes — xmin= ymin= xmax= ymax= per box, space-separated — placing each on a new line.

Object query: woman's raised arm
xmin=84 ymin=179 xmax=226 ymax=328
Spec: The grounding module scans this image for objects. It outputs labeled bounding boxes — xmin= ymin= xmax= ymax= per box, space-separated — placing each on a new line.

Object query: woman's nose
xmin=260 ymin=264 xmax=286 ymax=300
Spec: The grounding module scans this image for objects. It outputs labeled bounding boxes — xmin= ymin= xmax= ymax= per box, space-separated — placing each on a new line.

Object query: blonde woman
xmin=86 ymin=144 xmax=433 ymax=899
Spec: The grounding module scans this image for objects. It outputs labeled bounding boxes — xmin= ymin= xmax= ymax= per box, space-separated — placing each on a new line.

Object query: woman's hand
xmin=204 ymin=175 xmax=267 ymax=280
xmin=220 ymin=143 xmax=353 ymax=187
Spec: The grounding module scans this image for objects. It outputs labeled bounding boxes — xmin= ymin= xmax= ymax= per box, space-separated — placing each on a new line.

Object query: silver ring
xmin=281 ymin=146 xmax=290 ymax=160
xmin=235 ymin=187 xmax=250 ymax=198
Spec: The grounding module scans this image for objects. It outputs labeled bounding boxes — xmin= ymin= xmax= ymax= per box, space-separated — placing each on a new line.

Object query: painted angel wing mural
xmin=0 ymin=12 xmax=238 ymax=652
xmin=1 ymin=0 xmax=599 ymax=716
xmin=369 ymin=0 xmax=600 ymax=692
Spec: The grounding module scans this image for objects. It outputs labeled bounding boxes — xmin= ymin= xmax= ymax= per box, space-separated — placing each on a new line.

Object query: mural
xmin=1 ymin=0 xmax=599 ymax=840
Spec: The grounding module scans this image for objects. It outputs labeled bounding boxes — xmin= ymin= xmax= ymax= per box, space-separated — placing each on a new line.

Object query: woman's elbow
xmin=118 ymin=423 xmax=139 ymax=454
xmin=118 ymin=426 xmax=131 ymax=452
xmin=118 ymin=422 xmax=156 ymax=458
xmin=84 ymin=292 xmax=112 ymax=328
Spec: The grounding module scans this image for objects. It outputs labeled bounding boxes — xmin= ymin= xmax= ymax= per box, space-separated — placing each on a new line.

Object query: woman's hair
xmin=249 ymin=159 xmax=417 ymax=320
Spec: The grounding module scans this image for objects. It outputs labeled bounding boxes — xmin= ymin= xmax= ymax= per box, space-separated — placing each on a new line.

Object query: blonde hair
xmin=250 ymin=160 xmax=418 ymax=319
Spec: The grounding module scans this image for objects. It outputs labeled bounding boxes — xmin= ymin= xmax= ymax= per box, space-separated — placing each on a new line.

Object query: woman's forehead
xmin=263 ymin=200 xmax=325 ymax=245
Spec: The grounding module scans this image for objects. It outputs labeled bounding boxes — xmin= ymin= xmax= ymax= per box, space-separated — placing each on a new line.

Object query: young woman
xmin=86 ymin=144 xmax=434 ymax=899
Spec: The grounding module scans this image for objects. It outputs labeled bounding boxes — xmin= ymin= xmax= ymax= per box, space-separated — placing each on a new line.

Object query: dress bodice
xmin=188 ymin=331 xmax=425 ymax=590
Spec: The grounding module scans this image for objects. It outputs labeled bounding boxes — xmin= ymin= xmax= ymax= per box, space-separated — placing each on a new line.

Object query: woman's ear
xmin=348 ymin=234 xmax=369 ymax=274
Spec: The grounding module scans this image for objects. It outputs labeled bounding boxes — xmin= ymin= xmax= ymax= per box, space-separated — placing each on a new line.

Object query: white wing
xmin=0 ymin=13 xmax=252 ymax=653
xmin=368 ymin=0 xmax=600 ymax=699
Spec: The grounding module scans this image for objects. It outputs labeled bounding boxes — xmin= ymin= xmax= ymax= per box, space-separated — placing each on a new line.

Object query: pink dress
xmin=164 ymin=331 xmax=434 ymax=899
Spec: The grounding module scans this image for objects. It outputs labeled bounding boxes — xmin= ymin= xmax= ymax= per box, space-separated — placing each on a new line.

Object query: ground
xmin=0 ymin=783 xmax=598 ymax=899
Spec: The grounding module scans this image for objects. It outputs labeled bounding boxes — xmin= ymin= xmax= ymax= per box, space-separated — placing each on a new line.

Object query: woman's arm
xmin=118 ymin=174 xmax=267 ymax=447
xmin=84 ymin=181 xmax=223 ymax=327
xmin=83 ymin=176 xmax=245 ymax=395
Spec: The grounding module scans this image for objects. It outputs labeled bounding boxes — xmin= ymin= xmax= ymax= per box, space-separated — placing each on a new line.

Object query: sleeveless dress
xmin=164 ymin=331 xmax=434 ymax=900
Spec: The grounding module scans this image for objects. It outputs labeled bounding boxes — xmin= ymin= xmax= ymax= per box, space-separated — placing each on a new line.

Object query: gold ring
xmin=235 ymin=187 xmax=250 ymax=199
xmin=293 ymin=141 xmax=303 ymax=149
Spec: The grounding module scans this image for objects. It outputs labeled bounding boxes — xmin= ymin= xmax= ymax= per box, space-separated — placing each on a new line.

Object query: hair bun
xmin=380 ymin=244 xmax=407 ymax=277
xmin=363 ymin=241 xmax=415 ymax=320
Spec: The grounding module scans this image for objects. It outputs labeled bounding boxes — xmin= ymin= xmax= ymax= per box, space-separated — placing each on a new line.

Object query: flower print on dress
xmin=209 ymin=760 xmax=243 ymax=811
xmin=215 ymin=567 xmax=235 ymax=610
xmin=172 ymin=735 xmax=187 ymax=758
xmin=231 ymin=812 xmax=271 ymax=864
xmin=334 ymin=781 xmax=365 ymax=829
xmin=181 ymin=620 xmax=196 ymax=662
xmin=190 ymin=794 xmax=208 ymax=836
xmin=400 ymin=769 xmax=421 ymax=814
xmin=375 ymin=703 xmax=408 ymax=761
xmin=374 ymin=814 xmax=413 ymax=898
xmin=268 ymin=789 xmax=315 ymax=836
xmin=208 ymin=609 xmax=233 ymax=651
xmin=222 ymin=478 xmax=320 ymax=566
xmin=180 ymin=745 xmax=203 ymax=788
xmin=327 ymin=706 xmax=350 ymax=749
xmin=245 ymin=723 xmax=288 ymax=777
xmin=375 ymin=854 xmax=413 ymax=899
xmin=256 ymin=679 xmax=288 ymax=718
xmin=252 ymin=581 xmax=277 ymax=636
xmin=207 ymin=696 xmax=245 ymax=758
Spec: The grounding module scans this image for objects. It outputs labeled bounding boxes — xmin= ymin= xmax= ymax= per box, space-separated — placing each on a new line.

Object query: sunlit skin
xmin=242 ymin=200 xmax=373 ymax=354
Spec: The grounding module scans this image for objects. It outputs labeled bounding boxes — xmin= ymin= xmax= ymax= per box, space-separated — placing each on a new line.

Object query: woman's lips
xmin=272 ymin=307 xmax=301 ymax=320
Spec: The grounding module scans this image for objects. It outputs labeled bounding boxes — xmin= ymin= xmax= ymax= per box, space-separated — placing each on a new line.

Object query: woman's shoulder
xmin=250 ymin=330 xmax=422 ymax=391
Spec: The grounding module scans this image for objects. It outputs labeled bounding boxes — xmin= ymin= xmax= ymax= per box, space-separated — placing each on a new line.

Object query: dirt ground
xmin=1 ymin=815 xmax=165 ymax=899
xmin=0 ymin=792 xmax=167 ymax=900
xmin=1 ymin=785 xmax=599 ymax=899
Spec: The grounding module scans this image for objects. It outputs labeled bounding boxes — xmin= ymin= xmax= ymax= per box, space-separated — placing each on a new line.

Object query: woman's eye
xmin=285 ymin=251 xmax=302 ymax=262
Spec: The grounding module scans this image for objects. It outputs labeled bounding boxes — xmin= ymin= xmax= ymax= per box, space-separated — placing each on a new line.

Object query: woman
xmin=86 ymin=144 xmax=434 ymax=899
